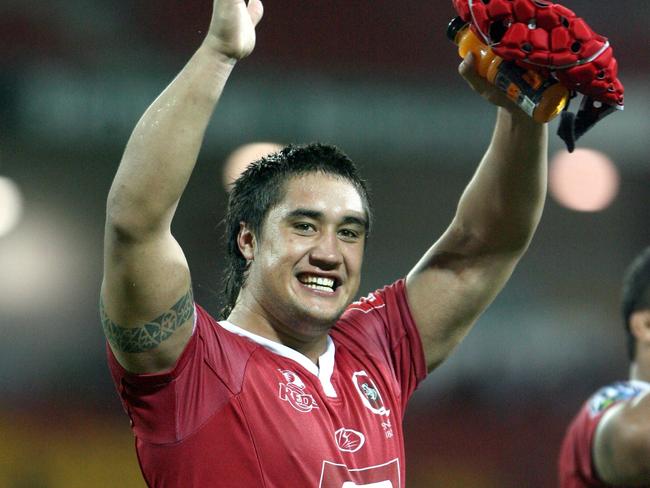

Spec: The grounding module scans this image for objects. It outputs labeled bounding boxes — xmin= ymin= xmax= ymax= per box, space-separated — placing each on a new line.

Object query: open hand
xmin=207 ymin=0 xmax=263 ymax=60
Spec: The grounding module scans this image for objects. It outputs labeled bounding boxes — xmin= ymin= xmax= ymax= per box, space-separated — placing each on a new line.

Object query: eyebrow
xmin=285 ymin=208 xmax=368 ymax=230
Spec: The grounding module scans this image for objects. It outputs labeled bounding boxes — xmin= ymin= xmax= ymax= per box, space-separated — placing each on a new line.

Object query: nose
xmin=309 ymin=230 xmax=342 ymax=270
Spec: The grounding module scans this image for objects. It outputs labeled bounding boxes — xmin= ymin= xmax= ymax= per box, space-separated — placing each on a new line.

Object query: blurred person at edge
xmin=100 ymin=0 xmax=548 ymax=486
xmin=559 ymin=247 xmax=650 ymax=487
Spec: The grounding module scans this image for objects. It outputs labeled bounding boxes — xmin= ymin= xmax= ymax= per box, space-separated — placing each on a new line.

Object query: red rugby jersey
xmin=558 ymin=381 xmax=650 ymax=488
xmin=108 ymin=279 xmax=426 ymax=487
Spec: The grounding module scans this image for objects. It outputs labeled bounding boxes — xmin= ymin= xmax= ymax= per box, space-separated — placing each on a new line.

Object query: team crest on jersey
xmin=588 ymin=382 xmax=644 ymax=417
xmin=352 ymin=371 xmax=390 ymax=417
xmin=278 ymin=369 xmax=319 ymax=413
xmin=335 ymin=428 xmax=365 ymax=453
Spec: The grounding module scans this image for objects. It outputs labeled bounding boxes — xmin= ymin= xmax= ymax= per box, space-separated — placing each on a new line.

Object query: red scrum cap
xmin=451 ymin=0 xmax=624 ymax=150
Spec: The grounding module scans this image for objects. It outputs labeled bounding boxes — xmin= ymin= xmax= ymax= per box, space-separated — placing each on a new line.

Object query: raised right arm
xmin=101 ymin=0 xmax=263 ymax=374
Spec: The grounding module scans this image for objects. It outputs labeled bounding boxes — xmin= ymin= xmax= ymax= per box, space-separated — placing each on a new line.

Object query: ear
xmin=237 ymin=222 xmax=256 ymax=261
xmin=630 ymin=310 xmax=650 ymax=343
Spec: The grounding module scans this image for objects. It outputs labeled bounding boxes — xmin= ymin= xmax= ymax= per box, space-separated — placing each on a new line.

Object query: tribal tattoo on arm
xmin=100 ymin=288 xmax=194 ymax=353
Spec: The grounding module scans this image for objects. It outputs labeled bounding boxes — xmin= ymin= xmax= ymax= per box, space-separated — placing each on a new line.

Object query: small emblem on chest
xmin=334 ymin=428 xmax=365 ymax=453
xmin=352 ymin=370 xmax=390 ymax=417
xmin=278 ymin=369 xmax=319 ymax=413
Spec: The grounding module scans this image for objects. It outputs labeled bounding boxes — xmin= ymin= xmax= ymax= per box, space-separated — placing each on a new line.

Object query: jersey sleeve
xmin=106 ymin=305 xmax=251 ymax=445
xmin=558 ymin=382 xmax=643 ymax=488
xmin=333 ymin=278 xmax=427 ymax=411
xmin=558 ymin=402 xmax=609 ymax=487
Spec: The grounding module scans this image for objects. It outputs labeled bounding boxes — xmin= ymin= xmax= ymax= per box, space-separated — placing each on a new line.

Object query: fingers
xmin=458 ymin=53 xmax=513 ymax=108
xmin=458 ymin=53 xmax=490 ymax=93
xmin=247 ymin=0 xmax=264 ymax=26
xmin=458 ymin=52 xmax=476 ymax=78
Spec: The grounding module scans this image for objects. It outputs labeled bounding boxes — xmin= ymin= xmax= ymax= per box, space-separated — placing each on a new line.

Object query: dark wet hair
xmin=622 ymin=247 xmax=650 ymax=361
xmin=219 ymin=143 xmax=372 ymax=318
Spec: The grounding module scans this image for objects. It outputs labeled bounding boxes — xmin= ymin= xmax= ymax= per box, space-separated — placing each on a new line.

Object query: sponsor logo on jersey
xmin=588 ymin=381 xmax=645 ymax=417
xmin=319 ymin=458 xmax=400 ymax=488
xmin=352 ymin=371 xmax=390 ymax=417
xmin=335 ymin=428 xmax=366 ymax=453
xmin=342 ymin=482 xmax=393 ymax=488
xmin=278 ymin=369 xmax=319 ymax=413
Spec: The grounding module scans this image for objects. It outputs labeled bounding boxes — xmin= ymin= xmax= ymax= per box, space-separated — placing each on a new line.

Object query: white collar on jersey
xmin=218 ymin=320 xmax=338 ymax=398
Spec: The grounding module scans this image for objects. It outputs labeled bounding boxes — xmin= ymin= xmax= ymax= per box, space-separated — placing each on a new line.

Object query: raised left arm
xmin=406 ymin=55 xmax=548 ymax=372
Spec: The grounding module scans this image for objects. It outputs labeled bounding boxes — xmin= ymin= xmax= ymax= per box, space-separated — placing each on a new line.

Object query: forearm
xmin=454 ymin=108 xmax=548 ymax=254
xmin=107 ymin=41 xmax=236 ymax=237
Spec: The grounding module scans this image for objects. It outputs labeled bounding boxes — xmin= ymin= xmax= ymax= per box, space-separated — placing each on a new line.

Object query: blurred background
xmin=1 ymin=0 xmax=648 ymax=486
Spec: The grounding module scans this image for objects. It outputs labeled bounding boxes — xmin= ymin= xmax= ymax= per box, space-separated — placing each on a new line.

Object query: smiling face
xmin=236 ymin=172 xmax=367 ymax=344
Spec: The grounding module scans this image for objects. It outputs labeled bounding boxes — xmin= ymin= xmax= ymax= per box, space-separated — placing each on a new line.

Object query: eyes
xmin=293 ymin=222 xmax=316 ymax=234
xmin=292 ymin=222 xmax=362 ymax=242
xmin=338 ymin=228 xmax=360 ymax=241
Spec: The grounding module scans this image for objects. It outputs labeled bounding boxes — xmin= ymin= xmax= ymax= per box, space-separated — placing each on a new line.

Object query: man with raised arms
xmin=101 ymin=0 xmax=548 ymax=486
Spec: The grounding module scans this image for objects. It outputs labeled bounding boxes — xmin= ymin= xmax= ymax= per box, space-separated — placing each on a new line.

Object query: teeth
xmin=301 ymin=276 xmax=335 ymax=288
xmin=305 ymin=283 xmax=335 ymax=293
xmin=299 ymin=275 xmax=336 ymax=292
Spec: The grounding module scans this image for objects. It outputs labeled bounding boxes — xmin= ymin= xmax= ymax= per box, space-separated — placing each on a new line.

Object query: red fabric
xmin=558 ymin=381 xmax=650 ymax=488
xmin=558 ymin=402 xmax=609 ymax=488
xmin=107 ymin=279 xmax=426 ymax=487
xmin=452 ymin=0 xmax=624 ymax=106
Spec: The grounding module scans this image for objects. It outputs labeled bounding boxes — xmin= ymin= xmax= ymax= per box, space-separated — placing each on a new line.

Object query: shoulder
xmin=587 ymin=381 xmax=650 ymax=418
xmin=195 ymin=305 xmax=261 ymax=365
xmin=590 ymin=380 xmax=650 ymax=485
xmin=333 ymin=279 xmax=427 ymax=395
xmin=344 ymin=282 xmax=394 ymax=316
xmin=333 ymin=279 xmax=413 ymax=349
xmin=560 ymin=381 xmax=640 ymax=454
xmin=340 ymin=279 xmax=412 ymax=322
xmin=558 ymin=382 xmax=636 ymax=486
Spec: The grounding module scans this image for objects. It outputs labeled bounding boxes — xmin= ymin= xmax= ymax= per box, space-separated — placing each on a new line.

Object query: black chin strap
xmin=557 ymin=96 xmax=619 ymax=152
xmin=558 ymin=110 xmax=577 ymax=153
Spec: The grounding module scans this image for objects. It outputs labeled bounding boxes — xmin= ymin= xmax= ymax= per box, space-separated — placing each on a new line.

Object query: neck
xmin=630 ymin=360 xmax=650 ymax=383
xmin=227 ymin=302 xmax=328 ymax=365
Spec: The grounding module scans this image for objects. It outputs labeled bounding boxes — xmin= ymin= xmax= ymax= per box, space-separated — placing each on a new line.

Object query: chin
xmin=288 ymin=288 xmax=353 ymax=326
xmin=289 ymin=304 xmax=346 ymax=336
